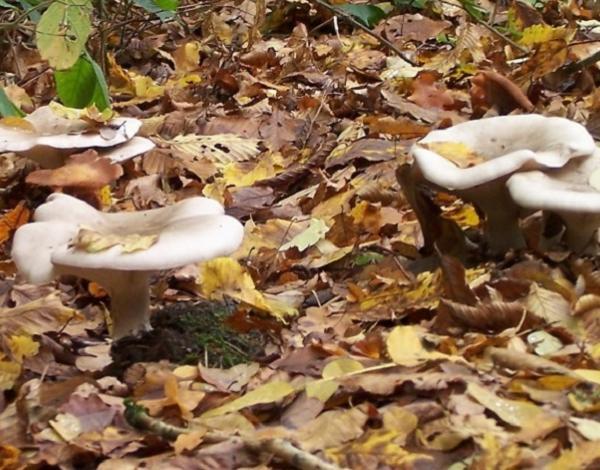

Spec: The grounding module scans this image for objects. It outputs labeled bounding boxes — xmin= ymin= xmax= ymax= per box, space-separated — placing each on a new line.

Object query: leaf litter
xmin=3 ymin=0 xmax=600 ymax=468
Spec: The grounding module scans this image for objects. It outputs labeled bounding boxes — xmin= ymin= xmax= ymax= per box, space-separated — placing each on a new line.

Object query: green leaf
xmin=393 ymin=0 xmax=428 ymax=9
xmin=17 ymin=0 xmax=41 ymax=21
xmin=0 ymin=0 xmax=17 ymax=9
xmin=54 ymin=54 xmax=110 ymax=110
xmin=338 ymin=4 xmax=386 ymax=28
xmin=133 ymin=0 xmax=178 ymax=21
xmin=460 ymin=0 xmax=487 ymax=21
xmin=35 ymin=0 xmax=92 ymax=70
xmin=0 ymin=88 xmax=25 ymax=117
xmin=353 ymin=251 xmax=385 ymax=267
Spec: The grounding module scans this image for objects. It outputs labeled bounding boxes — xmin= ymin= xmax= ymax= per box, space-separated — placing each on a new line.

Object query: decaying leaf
xmin=72 ymin=228 xmax=158 ymax=253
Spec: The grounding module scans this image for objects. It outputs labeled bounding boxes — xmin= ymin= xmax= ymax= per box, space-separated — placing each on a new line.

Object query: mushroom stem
xmin=56 ymin=266 xmax=152 ymax=339
xmin=105 ymin=271 xmax=152 ymax=339
xmin=462 ymin=181 xmax=525 ymax=253
xmin=557 ymin=212 xmax=600 ymax=252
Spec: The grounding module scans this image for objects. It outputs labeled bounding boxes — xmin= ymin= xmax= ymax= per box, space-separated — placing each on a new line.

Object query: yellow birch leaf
xmin=519 ymin=25 xmax=570 ymax=47
xmin=8 ymin=335 xmax=39 ymax=362
xmin=386 ymin=326 xmax=450 ymax=366
xmin=201 ymin=381 xmax=295 ymax=418
xmin=422 ymin=142 xmax=485 ymax=168
xmin=547 ymin=441 xmax=600 ymax=470
xmin=467 ymin=382 xmax=556 ymax=428
xmin=73 ymin=228 xmax=158 ymax=253
xmin=199 ymin=257 xmax=296 ymax=319
xmin=0 ymin=360 xmax=21 ymax=390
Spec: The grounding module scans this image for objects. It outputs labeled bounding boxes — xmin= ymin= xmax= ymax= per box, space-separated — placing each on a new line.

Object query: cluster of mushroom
xmin=409 ymin=114 xmax=600 ymax=253
xmin=0 ymin=104 xmax=154 ymax=168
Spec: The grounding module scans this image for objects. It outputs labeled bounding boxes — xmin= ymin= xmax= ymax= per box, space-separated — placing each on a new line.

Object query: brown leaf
xmin=409 ymin=71 xmax=457 ymax=110
xmin=363 ymin=115 xmax=430 ymax=139
xmin=26 ymin=150 xmax=123 ymax=189
xmin=382 ymin=14 xmax=451 ymax=43
xmin=440 ymin=255 xmax=477 ymax=305
xmin=439 ymin=299 xmax=536 ymax=331
xmin=0 ymin=202 xmax=29 ymax=246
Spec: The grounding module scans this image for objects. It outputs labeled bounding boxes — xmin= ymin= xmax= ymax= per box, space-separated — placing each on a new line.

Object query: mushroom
xmin=409 ymin=114 xmax=596 ymax=252
xmin=0 ymin=105 xmax=155 ymax=168
xmin=11 ymin=193 xmax=244 ymax=338
xmin=507 ymin=150 xmax=600 ymax=252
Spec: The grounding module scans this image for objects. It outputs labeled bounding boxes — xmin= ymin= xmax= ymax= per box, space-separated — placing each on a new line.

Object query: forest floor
xmin=2 ymin=0 xmax=600 ymax=468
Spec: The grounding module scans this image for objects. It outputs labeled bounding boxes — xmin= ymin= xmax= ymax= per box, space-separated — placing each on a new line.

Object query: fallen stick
xmin=124 ymin=399 xmax=346 ymax=470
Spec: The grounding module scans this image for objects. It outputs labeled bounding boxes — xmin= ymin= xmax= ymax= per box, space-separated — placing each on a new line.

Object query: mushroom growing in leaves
xmin=409 ymin=114 xmax=596 ymax=252
xmin=0 ymin=104 xmax=154 ymax=168
xmin=507 ymin=150 xmax=600 ymax=252
xmin=11 ymin=194 xmax=244 ymax=338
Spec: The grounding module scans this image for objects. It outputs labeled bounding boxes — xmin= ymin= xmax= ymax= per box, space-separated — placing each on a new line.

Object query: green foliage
xmin=35 ymin=0 xmax=92 ymax=70
xmin=353 ymin=251 xmax=385 ymax=267
xmin=393 ymin=0 xmax=429 ymax=10
xmin=133 ymin=0 xmax=179 ymax=21
xmin=338 ymin=4 xmax=386 ymax=28
xmin=54 ymin=53 xmax=110 ymax=110
xmin=0 ymin=0 xmax=17 ymax=9
xmin=0 ymin=88 xmax=25 ymax=117
xmin=460 ymin=0 xmax=488 ymax=21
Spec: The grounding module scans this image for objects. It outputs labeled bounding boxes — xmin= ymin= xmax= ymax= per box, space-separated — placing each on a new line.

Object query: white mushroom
xmin=0 ymin=105 xmax=155 ymax=168
xmin=507 ymin=150 xmax=600 ymax=252
xmin=12 ymin=194 xmax=244 ymax=338
xmin=410 ymin=114 xmax=596 ymax=252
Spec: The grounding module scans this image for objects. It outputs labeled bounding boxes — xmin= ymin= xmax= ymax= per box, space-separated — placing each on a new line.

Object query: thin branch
xmin=558 ymin=49 xmax=600 ymax=75
xmin=308 ymin=0 xmax=419 ymax=66
xmin=124 ymin=399 xmax=346 ymax=470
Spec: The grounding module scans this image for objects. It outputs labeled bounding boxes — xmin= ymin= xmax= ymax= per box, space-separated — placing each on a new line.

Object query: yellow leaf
xmin=467 ymin=383 xmax=558 ymax=431
xmin=97 ymin=185 xmax=113 ymax=209
xmin=173 ymin=430 xmax=205 ymax=454
xmin=201 ymin=380 xmax=295 ymax=418
xmin=547 ymin=441 xmax=600 ymax=470
xmin=0 ymin=360 xmax=21 ymax=390
xmin=72 ymin=228 xmax=158 ymax=253
xmin=519 ymin=24 xmax=570 ymax=47
xmin=222 ymin=158 xmax=277 ymax=187
xmin=172 ymin=41 xmax=202 ymax=74
xmin=8 ymin=335 xmax=39 ymax=362
xmin=199 ymin=258 xmax=296 ymax=319
xmin=386 ymin=326 xmax=450 ymax=366
xmin=0 ymin=116 xmax=35 ymax=132
xmin=280 ymin=218 xmax=330 ymax=252
xmin=422 ymin=141 xmax=485 ymax=168
xmin=322 ymin=358 xmax=364 ymax=379
xmin=306 ymin=358 xmax=364 ymax=402
xmin=574 ymin=369 xmax=600 ymax=385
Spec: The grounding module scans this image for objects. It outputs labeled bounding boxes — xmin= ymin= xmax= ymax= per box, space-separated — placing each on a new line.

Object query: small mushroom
xmin=11 ymin=194 xmax=244 ymax=338
xmin=507 ymin=150 xmax=600 ymax=252
xmin=410 ymin=114 xmax=596 ymax=252
xmin=0 ymin=105 xmax=155 ymax=168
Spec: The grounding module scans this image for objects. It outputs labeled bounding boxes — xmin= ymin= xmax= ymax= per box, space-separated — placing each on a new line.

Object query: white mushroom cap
xmin=412 ymin=114 xmax=595 ymax=191
xmin=0 ymin=105 xmax=149 ymax=168
xmin=98 ymin=136 xmax=155 ymax=163
xmin=0 ymin=117 xmax=141 ymax=153
xmin=14 ymin=193 xmax=237 ymax=276
xmin=507 ymin=150 xmax=600 ymax=251
xmin=12 ymin=193 xmax=244 ymax=338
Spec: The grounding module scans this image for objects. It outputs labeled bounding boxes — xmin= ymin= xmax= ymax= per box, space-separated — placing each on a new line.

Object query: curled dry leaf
xmin=26 ymin=150 xmax=123 ymax=189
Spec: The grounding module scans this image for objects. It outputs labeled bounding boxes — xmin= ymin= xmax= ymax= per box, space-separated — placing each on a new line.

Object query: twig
xmin=437 ymin=0 xmax=528 ymax=54
xmin=473 ymin=15 xmax=528 ymax=54
xmin=558 ymin=49 xmax=600 ymax=75
xmin=124 ymin=399 xmax=346 ymax=470
xmin=308 ymin=0 xmax=419 ymax=66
